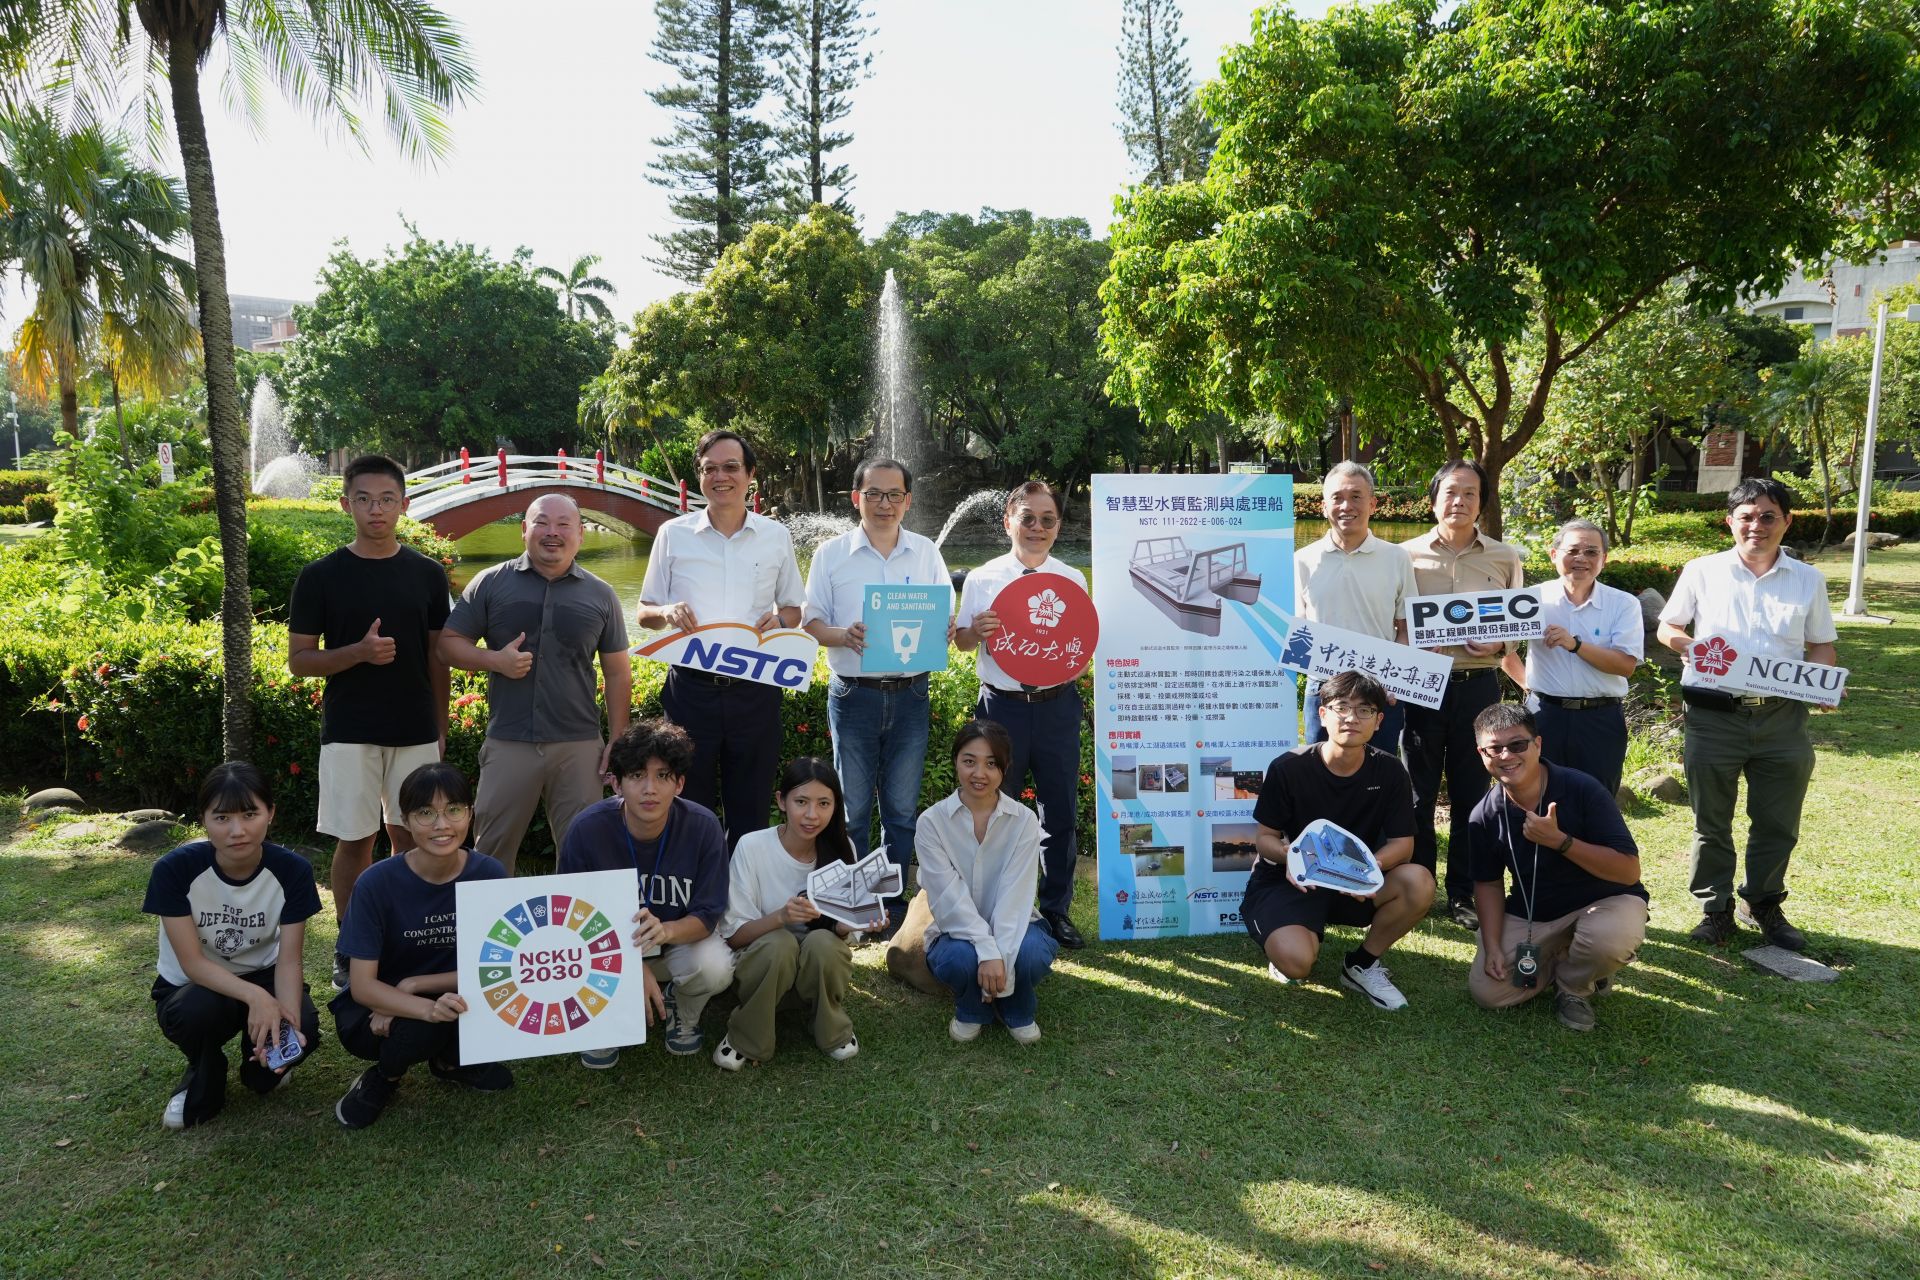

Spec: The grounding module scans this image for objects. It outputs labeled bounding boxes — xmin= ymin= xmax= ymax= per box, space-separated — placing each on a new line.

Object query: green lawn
xmin=3 ymin=549 xmax=1916 ymax=1279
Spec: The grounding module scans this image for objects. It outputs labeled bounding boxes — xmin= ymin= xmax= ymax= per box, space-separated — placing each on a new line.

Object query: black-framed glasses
xmin=1477 ymin=737 xmax=1535 ymax=758
xmin=1324 ymin=702 xmax=1381 ymax=721
xmin=860 ymin=488 xmax=907 ymax=505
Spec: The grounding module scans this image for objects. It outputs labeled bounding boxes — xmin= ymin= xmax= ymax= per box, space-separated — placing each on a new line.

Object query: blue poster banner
xmin=1091 ymin=474 xmax=1297 ymax=941
xmin=859 ymin=584 xmax=952 ymax=674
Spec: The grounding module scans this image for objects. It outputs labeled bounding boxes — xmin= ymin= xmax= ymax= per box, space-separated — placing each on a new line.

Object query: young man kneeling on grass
xmin=1466 ymin=703 xmax=1648 ymax=1033
xmin=1246 ymin=671 xmax=1432 ymax=1010
xmin=557 ymin=718 xmax=727 ymax=1067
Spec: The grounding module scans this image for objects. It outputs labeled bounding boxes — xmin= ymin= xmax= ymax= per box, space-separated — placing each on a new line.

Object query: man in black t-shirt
xmin=1466 ymin=702 xmax=1648 ymax=1033
xmin=289 ymin=455 xmax=451 ymax=989
xmin=1246 ymin=671 xmax=1433 ymax=1010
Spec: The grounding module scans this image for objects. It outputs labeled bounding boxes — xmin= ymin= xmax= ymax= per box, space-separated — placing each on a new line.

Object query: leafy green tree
xmin=1 ymin=107 xmax=195 ymax=464
xmin=1755 ymin=342 xmax=1870 ymax=535
xmin=650 ymin=0 xmax=782 ymax=282
xmin=535 ymin=253 xmax=618 ymax=324
xmin=1102 ymin=0 xmax=1920 ymax=536
xmin=612 ymin=205 xmax=873 ymax=507
xmin=876 ymin=209 xmax=1137 ymax=497
xmin=1117 ymin=0 xmax=1214 ymax=187
xmin=281 ymin=233 xmax=613 ymax=464
xmin=12 ymin=0 xmax=475 ymax=760
xmin=772 ymin=0 xmax=871 ymax=215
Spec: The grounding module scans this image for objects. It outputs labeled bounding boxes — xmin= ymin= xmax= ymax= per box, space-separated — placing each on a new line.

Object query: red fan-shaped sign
xmin=986 ymin=572 xmax=1099 ymax=687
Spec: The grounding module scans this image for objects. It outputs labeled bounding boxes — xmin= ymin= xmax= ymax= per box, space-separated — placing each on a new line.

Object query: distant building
xmin=251 ymin=310 xmax=300 ymax=353
xmin=1743 ymin=243 xmax=1920 ymax=341
xmin=228 ymin=294 xmax=304 ymax=352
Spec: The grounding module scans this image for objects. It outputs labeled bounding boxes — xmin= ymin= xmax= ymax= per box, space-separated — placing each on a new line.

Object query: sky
xmin=2 ymin=0 xmax=1333 ymax=332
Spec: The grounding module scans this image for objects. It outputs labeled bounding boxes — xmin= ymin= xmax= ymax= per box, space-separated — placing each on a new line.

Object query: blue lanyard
xmin=621 ymin=804 xmax=672 ymax=911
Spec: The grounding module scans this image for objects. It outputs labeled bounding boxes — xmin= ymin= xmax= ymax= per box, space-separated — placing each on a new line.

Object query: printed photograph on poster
xmin=456 ymin=869 xmax=644 ymax=1066
xmin=1211 ymin=821 xmax=1260 ymax=872
xmin=1140 ymin=763 xmax=1164 ymax=793
xmin=1200 ymin=756 xmax=1232 ymax=799
xmin=1161 ymin=762 xmax=1189 ymax=793
xmin=1111 ymin=754 xmax=1139 ymax=799
xmin=1120 ymin=822 xmax=1185 ymax=876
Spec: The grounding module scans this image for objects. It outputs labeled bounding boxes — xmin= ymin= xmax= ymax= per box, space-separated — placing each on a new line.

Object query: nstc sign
xmin=1405 ymin=586 xmax=1546 ymax=647
xmin=631 ymin=622 xmax=821 ymax=692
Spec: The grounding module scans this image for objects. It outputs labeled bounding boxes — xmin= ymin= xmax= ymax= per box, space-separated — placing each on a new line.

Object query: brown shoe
xmin=1689 ymin=910 xmax=1737 ymax=946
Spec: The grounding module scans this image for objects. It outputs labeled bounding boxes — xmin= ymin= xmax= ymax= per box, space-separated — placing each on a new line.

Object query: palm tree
xmin=536 ymin=253 xmax=617 ymax=323
xmin=11 ymin=2 xmax=475 ymax=760
xmin=1755 ymin=345 xmax=1869 ymax=543
xmin=1 ymin=106 xmax=195 ymax=466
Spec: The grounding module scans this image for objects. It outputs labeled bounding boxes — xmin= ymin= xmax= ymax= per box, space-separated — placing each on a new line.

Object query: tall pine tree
xmin=649 ymin=0 xmax=781 ymax=282
xmin=772 ymin=0 xmax=872 ymax=215
xmin=1116 ymin=0 xmax=1214 ymax=187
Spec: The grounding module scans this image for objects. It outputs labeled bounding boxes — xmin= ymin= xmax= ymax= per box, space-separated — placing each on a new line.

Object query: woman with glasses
xmin=638 ymin=429 xmax=805 ymax=851
xmin=1498 ymin=518 xmax=1643 ymax=798
xmin=331 ymin=762 xmax=512 ymax=1129
xmin=954 ymin=480 xmax=1091 ymax=949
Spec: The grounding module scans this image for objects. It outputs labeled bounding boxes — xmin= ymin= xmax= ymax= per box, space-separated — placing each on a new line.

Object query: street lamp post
xmin=1837 ymin=303 xmax=1908 ymax=625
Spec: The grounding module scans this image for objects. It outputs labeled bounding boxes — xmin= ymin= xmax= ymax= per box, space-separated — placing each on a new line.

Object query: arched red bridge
xmin=405 ymin=452 xmax=706 ymax=541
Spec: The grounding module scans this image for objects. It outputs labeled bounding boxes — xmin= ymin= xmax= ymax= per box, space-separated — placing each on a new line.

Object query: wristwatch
xmin=1571 ymin=636 xmax=1583 ymax=654
xmin=1554 ymin=833 xmax=1574 ymax=855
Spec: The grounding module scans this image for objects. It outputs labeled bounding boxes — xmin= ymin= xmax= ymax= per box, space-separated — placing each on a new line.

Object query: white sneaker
xmin=1007 ymin=1021 xmax=1042 ymax=1046
xmin=1340 ymin=959 xmax=1408 ymax=1011
xmin=1266 ymin=962 xmax=1292 ymax=985
xmin=948 ymin=1017 xmax=983 ymax=1043
xmin=827 ymin=1034 xmax=859 ymax=1062
xmin=711 ymin=1035 xmax=750 ymax=1072
xmin=162 ymin=1089 xmax=188 ymax=1130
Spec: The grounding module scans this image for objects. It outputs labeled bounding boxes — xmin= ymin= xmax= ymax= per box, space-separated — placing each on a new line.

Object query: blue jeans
xmin=977 ymin=685 xmax=1083 ymax=914
xmin=1303 ymin=680 xmax=1405 ymax=754
xmin=926 ymin=923 xmax=1059 ymax=1029
xmin=827 ymin=675 xmax=932 ymax=887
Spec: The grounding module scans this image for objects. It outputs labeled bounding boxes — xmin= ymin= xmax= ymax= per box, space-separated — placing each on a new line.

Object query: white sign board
xmin=456 ymin=870 xmax=644 ymax=1065
xmin=632 ymin=623 xmax=820 ymax=692
xmin=1683 ymin=636 xmax=1848 ymax=707
xmin=1406 ymin=585 xmax=1545 ymax=647
xmin=158 ymin=442 xmax=175 ymax=483
xmin=1278 ymin=613 xmax=1453 ymax=710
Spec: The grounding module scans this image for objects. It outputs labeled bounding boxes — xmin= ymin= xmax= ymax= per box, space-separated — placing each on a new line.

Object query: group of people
xmin=140 ymin=440 xmax=1841 ymax=1130
xmin=1283 ymin=459 xmax=1838 ymax=1027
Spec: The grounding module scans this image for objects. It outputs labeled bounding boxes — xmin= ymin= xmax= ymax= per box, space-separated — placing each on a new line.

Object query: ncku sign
xmin=1685 ymin=636 xmax=1849 ymax=707
xmin=633 ymin=623 xmax=821 ymax=692
xmin=986 ymin=573 xmax=1099 ymax=687
xmin=1406 ymin=586 xmax=1546 ymax=646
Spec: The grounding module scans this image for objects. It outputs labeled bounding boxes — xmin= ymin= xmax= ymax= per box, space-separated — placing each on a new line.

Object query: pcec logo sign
xmin=1406 ymin=586 xmax=1545 ymax=647
xmin=633 ymin=623 xmax=821 ymax=693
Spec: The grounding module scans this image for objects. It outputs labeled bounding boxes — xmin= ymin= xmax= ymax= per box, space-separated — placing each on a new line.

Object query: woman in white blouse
xmin=917 ymin=720 xmax=1060 ymax=1044
xmin=712 ymin=758 xmax=866 ymax=1069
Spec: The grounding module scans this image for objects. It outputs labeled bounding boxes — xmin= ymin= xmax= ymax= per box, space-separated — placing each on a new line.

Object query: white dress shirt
xmin=801 ymin=525 xmax=950 ymax=678
xmin=956 ymin=551 xmax=1088 ymax=691
xmin=1524 ymin=578 xmax=1645 ymax=701
xmin=639 ymin=509 xmax=804 ymax=627
xmin=915 ymin=790 xmax=1042 ymax=992
xmin=717 ymin=827 xmax=815 ymax=940
xmin=1658 ymin=548 xmax=1838 ymax=667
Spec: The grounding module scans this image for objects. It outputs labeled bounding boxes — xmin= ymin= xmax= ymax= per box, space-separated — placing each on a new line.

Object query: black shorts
xmin=1241 ymin=872 xmax=1375 ymax=947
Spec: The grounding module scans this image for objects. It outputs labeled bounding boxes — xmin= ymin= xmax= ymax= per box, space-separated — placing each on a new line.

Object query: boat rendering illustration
xmin=1128 ymin=538 xmax=1264 ymax=636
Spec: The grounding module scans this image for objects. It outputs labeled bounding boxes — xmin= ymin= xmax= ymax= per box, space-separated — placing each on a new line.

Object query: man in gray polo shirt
xmin=440 ymin=494 xmax=632 ymax=873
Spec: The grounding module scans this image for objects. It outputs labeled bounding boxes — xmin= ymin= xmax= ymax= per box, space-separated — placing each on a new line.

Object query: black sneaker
xmin=1738 ymin=899 xmax=1807 ymax=952
xmin=429 ymin=1058 xmax=514 ymax=1092
xmin=1042 ymin=910 xmax=1085 ymax=950
xmin=335 ymin=1068 xmax=398 ymax=1129
xmin=331 ymin=953 xmax=351 ymax=991
xmin=1689 ymin=909 xmax=1737 ymax=946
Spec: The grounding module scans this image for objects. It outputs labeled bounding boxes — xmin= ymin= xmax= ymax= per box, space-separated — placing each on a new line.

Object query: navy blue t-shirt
xmin=143 ymin=841 xmax=322 ymax=985
xmin=338 ymin=849 xmax=506 ymax=984
xmin=556 ymin=795 xmax=728 ymax=930
xmin=1467 ymin=762 xmax=1648 ymax=921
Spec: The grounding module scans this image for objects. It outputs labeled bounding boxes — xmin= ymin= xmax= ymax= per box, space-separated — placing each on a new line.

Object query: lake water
xmin=449 ymin=517 xmax=1432 ymax=610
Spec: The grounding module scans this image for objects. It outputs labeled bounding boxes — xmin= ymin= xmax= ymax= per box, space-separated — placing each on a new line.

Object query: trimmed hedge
xmin=1291 ymin=482 xmax=1432 ymax=523
xmin=0 ymin=470 xmax=51 ymax=506
xmin=23 ymin=493 xmax=54 ymax=521
xmin=0 ymin=505 xmax=22 ymax=524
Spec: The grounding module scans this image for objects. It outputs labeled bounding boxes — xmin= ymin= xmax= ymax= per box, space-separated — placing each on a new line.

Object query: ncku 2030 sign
xmin=632 ymin=623 xmax=821 ymax=692
xmin=1405 ymin=586 xmax=1546 ymax=647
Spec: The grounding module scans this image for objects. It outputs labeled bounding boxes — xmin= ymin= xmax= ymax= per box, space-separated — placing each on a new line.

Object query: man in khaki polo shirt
xmin=1401 ymin=459 xmax=1524 ymax=930
xmin=1294 ymin=460 xmax=1418 ymax=750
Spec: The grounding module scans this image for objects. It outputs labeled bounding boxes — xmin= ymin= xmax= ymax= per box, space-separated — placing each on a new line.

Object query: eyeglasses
xmin=1323 ymin=702 xmax=1381 ymax=721
xmin=698 ymin=460 xmax=747 ymax=478
xmin=350 ymin=494 xmax=403 ymax=511
xmin=1015 ymin=514 xmax=1059 ymax=531
xmin=1477 ymin=737 xmax=1535 ymax=758
xmin=1733 ymin=512 xmax=1783 ymax=526
xmin=1556 ymin=546 xmax=1604 ymax=560
xmin=407 ymin=803 xmax=470 ymax=827
xmin=860 ymin=488 xmax=908 ymax=505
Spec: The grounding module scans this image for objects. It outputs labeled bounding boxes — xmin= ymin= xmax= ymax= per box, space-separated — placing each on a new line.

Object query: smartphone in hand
xmin=264 ymin=1019 xmax=304 ymax=1071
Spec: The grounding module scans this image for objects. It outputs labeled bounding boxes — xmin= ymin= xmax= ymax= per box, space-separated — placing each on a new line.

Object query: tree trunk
xmin=809 ymin=0 xmax=825 ymax=206
xmin=715 ymin=0 xmax=735 ymax=255
xmin=1592 ymin=461 xmax=1620 ymax=548
xmin=1215 ymin=429 xmax=1229 ymax=473
xmin=168 ymin=38 xmax=254 ymax=762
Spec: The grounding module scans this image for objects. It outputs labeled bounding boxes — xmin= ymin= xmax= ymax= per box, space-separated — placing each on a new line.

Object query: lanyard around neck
xmin=621 ymin=804 xmax=673 ymax=911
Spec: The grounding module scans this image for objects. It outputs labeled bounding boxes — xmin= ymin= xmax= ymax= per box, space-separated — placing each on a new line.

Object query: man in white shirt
xmin=1294 ymin=460 xmax=1419 ymax=750
xmin=954 ymin=481 xmax=1090 ymax=949
xmin=1500 ymin=518 xmax=1643 ymax=797
xmin=638 ymin=430 xmax=804 ymax=851
xmin=803 ymin=457 xmax=950 ymax=927
xmin=1656 ymin=477 xmax=1838 ymax=952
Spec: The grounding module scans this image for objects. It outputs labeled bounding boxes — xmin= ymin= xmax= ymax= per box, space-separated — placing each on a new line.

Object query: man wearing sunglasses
xmin=638 ymin=430 xmax=804 ymax=851
xmin=1656 ymin=476 xmax=1837 ymax=952
xmin=1466 ymin=703 xmax=1647 ymax=1033
xmin=802 ymin=457 xmax=950 ymax=930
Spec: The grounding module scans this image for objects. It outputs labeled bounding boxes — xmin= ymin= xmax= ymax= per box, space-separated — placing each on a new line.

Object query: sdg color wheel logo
xmin=475 ymin=893 xmax=622 ymax=1036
